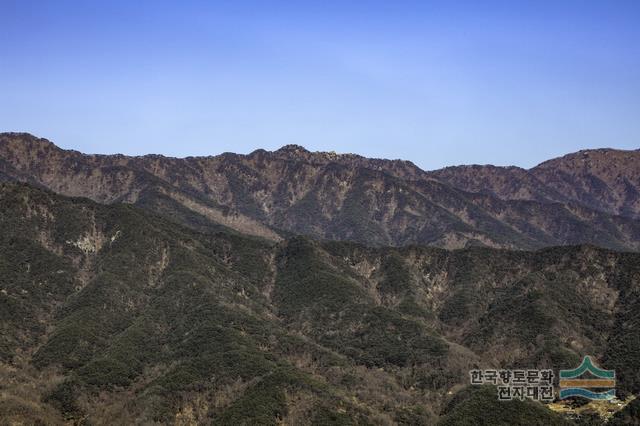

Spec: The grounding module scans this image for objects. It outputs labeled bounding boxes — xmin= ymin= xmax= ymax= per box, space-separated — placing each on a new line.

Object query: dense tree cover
xmin=1 ymin=182 xmax=640 ymax=424
xmin=438 ymin=386 xmax=570 ymax=425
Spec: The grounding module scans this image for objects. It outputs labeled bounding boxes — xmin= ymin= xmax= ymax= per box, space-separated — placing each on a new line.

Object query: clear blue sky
xmin=1 ymin=1 xmax=639 ymax=170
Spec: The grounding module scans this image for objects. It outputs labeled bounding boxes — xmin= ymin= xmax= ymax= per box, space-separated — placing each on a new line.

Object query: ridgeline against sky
xmin=1 ymin=0 xmax=639 ymax=169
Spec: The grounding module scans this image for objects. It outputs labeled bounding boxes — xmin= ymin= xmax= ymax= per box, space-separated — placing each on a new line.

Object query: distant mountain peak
xmin=275 ymin=144 xmax=310 ymax=154
xmin=0 ymin=132 xmax=53 ymax=146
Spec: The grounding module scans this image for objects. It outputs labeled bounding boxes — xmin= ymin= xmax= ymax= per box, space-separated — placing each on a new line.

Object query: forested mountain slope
xmin=2 ymin=182 xmax=639 ymax=424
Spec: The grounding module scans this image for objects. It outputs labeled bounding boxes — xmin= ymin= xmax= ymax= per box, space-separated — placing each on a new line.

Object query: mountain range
xmin=1 ymin=133 xmax=640 ymax=252
xmin=1 ymin=132 xmax=639 ymax=424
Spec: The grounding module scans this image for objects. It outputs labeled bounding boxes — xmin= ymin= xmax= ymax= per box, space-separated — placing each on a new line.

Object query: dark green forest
xmin=1 ymin=182 xmax=639 ymax=424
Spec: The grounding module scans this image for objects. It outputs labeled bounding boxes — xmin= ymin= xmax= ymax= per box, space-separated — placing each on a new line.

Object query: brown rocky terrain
xmin=532 ymin=149 xmax=640 ymax=219
xmin=1 ymin=132 xmax=639 ymax=251
xmin=428 ymin=149 xmax=640 ymax=219
xmin=427 ymin=165 xmax=569 ymax=204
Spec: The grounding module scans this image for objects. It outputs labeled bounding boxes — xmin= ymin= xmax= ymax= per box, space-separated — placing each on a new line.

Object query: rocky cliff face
xmin=1 ymin=133 xmax=639 ymax=251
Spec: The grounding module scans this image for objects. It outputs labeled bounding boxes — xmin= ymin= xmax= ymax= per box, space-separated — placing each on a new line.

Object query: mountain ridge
xmin=1 ymin=132 xmax=639 ymax=252
xmin=2 ymin=131 xmax=635 ymax=169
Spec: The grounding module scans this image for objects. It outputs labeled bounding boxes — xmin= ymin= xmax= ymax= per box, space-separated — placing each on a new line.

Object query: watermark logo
xmin=469 ymin=368 xmax=555 ymax=401
xmin=559 ymin=356 xmax=615 ymax=400
xmin=469 ymin=355 xmax=615 ymax=401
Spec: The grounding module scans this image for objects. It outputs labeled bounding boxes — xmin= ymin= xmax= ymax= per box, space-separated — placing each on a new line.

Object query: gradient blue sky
xmin=1 ymin=1 xmax=639 ymax=170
